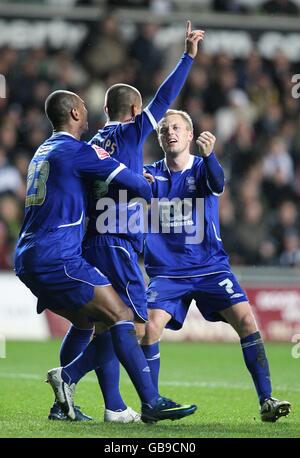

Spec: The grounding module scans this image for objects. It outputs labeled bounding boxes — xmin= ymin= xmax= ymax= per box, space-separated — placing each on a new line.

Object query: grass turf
xmin=0 ymin=340 xmax=298 ymax=438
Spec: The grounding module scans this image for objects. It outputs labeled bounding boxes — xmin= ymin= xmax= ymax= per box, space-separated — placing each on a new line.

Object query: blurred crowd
xmin=0 ymin=15 xmax=300 ymax=270
xmin=3 ymin=0 xmax=300 ymax=16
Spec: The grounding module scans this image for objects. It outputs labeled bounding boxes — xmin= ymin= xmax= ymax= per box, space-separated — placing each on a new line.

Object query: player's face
xmin=158 ymin=114 xmax=193 ymax=156
xmin=77 ymin=98 xmax=88 ymax=132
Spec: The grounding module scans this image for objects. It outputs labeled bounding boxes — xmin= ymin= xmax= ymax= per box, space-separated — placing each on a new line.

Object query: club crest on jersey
xmin=147 ymin=290 xmax=158 ymax=303
xmin=92 ymin=144 xmax=110 ymax=160
xmin=186 ymin=176 xmax=196 ymax=192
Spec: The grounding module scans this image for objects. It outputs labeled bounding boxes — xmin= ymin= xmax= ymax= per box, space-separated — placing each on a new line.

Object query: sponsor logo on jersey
xmin=230 ymin=293 xmax=244 ymax=299
xmin=156 ymin=176 xmax=169 ymax=181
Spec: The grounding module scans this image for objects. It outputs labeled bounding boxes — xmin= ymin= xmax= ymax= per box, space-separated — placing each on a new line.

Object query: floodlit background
xmin=0 ymin=0 xmax=300 ymax=341
xmin=0 ymin=0 xmax=300 ymax=440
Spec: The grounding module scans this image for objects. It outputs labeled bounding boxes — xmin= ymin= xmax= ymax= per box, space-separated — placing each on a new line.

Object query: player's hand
xmin=196 ymin=131 xmax=216 ymax=157
xmin=143 ymin=172 xmax=155 ymax=184
xmin=185 ymin=20 xmax=205 ymax=59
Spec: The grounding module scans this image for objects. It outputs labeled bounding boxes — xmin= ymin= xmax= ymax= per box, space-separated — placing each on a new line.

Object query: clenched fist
xmin=196 ymin=131 xmax=216 ymax=157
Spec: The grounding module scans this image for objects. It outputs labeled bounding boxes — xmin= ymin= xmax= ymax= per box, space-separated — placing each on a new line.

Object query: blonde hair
xmin=157 ymin=109 xmax=193 ymax=133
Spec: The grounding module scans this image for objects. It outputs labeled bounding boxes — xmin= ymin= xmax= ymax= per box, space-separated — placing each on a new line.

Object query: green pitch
xmin=0 ymin=340 xmax=299 ymax=438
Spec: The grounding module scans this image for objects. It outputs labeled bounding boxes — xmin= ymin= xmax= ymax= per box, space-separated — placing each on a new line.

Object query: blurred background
xmin=0 ymin=0 xmax=300 ymax=342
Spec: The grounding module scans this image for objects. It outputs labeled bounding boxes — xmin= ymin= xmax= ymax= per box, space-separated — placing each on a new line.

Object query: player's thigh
xmin=36 ymin=258 xmax=133 ymax=325
xmin=54 ymin=307 xmax=94 ymax=329
xmin=84 ymin=236 xmax=147 ymax=322
xmin=84 ymin=284 xmax=134 ymax=326
xmin=193 ymin=271 xmax=248 ymax=323
xmin=53 ymin=284 xmax=133 ymax=329
xmin=26 ymin=258 xmax=111 ymax=316
xmin=146 ymin=277 xmax=190 ymax=335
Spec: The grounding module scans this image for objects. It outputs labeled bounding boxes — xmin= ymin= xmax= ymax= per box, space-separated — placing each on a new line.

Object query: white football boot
xmin=46 ymin=367 xmax=76 ymax=420
xmin=104 ymin=406 xmax=141 ymax=423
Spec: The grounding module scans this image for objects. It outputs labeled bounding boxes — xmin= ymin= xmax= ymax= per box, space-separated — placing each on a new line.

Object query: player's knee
xmin=239 ymin=311 xmax=257 ymax=335
xmin=114 ymin=306 xmax=134 ymax=323
xmin=143 ymin=319 xmax=162 ymax=344
xmin=134 ymin=321 xmax=146 ymax=342
xmin=136 ymin=328 xmax=145 ymax=342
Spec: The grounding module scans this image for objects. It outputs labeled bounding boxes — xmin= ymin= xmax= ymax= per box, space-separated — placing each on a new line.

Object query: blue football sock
xmin=142 ymin=342 xmax=160 ymax=392
xmin=60 ymin=325 xmax=93 ymax=366
xmin=94 ymin=331 xmax=127 ymax=412
xmin=110 ymin=321 xmax=159 ymax=406
xmin=240 ymin=331 xmax=272 ymax=405
xmin=62 ymin=335 xmax=101 ymax=385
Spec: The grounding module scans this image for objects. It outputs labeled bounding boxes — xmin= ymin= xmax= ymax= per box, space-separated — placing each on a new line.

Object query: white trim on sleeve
xmin=206 ymin=178 xmax=224 ymax=196
xmin=144 ymin=107 xmax=158 ymax=130
xmin=105 ymin=163 xmax=126 ymax=185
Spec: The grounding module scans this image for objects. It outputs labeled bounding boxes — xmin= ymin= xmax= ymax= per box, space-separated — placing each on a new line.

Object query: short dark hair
xmin=105 ymin=84 xmax=140 ymax=120
xmin=45 ymin=90 xmax=79 ymax=129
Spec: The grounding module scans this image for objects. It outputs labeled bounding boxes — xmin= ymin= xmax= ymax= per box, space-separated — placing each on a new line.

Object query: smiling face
xmin=158 ymin=113 xmax=193 ymax=157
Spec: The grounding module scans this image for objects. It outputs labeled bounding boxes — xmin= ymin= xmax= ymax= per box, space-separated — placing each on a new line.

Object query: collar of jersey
xmin=105 ymin=118 xmax=135 ymax=126
xmin=163 ymin=155 xmax=194 ymax=174
xmin=51 ymin=131 xmax=77 ymax=140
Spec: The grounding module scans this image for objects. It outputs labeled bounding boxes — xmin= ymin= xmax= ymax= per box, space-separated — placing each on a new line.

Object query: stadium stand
xmin=0 ymin=2 xmax=300 ymax=270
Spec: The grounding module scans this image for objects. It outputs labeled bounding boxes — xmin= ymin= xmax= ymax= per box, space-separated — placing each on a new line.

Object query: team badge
xmin=186 ymin=176 xmax=196 ymax=192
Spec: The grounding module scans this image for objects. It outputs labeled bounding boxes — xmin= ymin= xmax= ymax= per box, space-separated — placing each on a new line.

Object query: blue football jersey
xmin=144 ymin=154 xmax=231 ymax=278
xmin=86 ymin=53 xmax=194 ymax=252
xmin=15 ymin=132 xmax=151 ymax=273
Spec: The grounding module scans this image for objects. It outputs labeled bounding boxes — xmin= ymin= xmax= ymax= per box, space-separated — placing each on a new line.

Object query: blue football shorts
xmin=146 ymin=271 xmax=248 ymax=330
xmin=83 ymin=235 xmax=148 ymax=322
xmin=17 ymin=256 xmax=110 ymax=314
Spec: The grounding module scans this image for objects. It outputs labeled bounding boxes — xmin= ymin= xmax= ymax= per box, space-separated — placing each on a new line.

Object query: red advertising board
xmin=42 ymin=284 xmax=300 ymax=342
xmin=246 ymin=286 xmax=300 ymax=342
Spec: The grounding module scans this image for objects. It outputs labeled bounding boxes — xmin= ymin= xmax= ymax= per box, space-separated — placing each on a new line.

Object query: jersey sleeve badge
xmin=91 ymin=144 xmax=110 ymax=160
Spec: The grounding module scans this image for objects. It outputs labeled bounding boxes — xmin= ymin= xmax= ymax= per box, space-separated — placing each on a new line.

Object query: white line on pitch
xmin=0 ymin=372 xmax=299 ymax=392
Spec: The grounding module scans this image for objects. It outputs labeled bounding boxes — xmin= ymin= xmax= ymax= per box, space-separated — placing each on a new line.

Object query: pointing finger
xmin=186 ymin=20 xmax=191 ymax=37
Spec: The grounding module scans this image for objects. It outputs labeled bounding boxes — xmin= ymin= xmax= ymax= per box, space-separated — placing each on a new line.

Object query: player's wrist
xmin=201 ymin=151 xmax=215 ymax=159
xmin=183 ymin=51 xmax=194 ymax=60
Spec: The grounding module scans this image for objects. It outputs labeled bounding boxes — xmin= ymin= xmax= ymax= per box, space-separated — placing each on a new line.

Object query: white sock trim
xmin=110 ymin=320 xmax=134 ymax=329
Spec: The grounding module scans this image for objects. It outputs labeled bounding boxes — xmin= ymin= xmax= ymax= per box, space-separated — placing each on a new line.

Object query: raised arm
xmin=144 ymin=21 xmax=205 ymax=127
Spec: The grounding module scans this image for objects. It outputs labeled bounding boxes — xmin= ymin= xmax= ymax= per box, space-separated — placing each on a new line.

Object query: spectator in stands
xmin=262 ymin=136 xmax=297 ymax=208
xmin=129 ymin=23 xmax=164 ymax=96
xmin=0 ymin=220 xmax=11 ymax=270
xmin=1 ymin=20 xmax=300 ymax=270
xmin=0 ymin=147 xmax=23 ymax=197
xmin=0 ymin=193 xmax=22 ymax=246
xmin=80 ymin=15 xmax=128 ymax=78
xmin=212 ymin=0 xmax=248 ymax=13
xmin=279 ymin=230 xmax=300 ymax=266
xmin=235 ymin=200 xmax=268 ymax=265
xmin=271 ymin=200 xmax=300 ymax=255
xmin=261 ymin=0 xmax=299 ymax=15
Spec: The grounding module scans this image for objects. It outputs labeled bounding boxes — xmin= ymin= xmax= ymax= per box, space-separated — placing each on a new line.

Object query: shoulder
xmin=192 ymin=155 xmax=203 ymax=167
xmin=191 ymin=155 xmax=204 ymax=174
xmin=74 ymin=141 xmax=111 ymax=161
xmin=144 ymin=159 xmax=164 ymax=175
xmin=41 ymin=136 xmax=82 ymax=160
